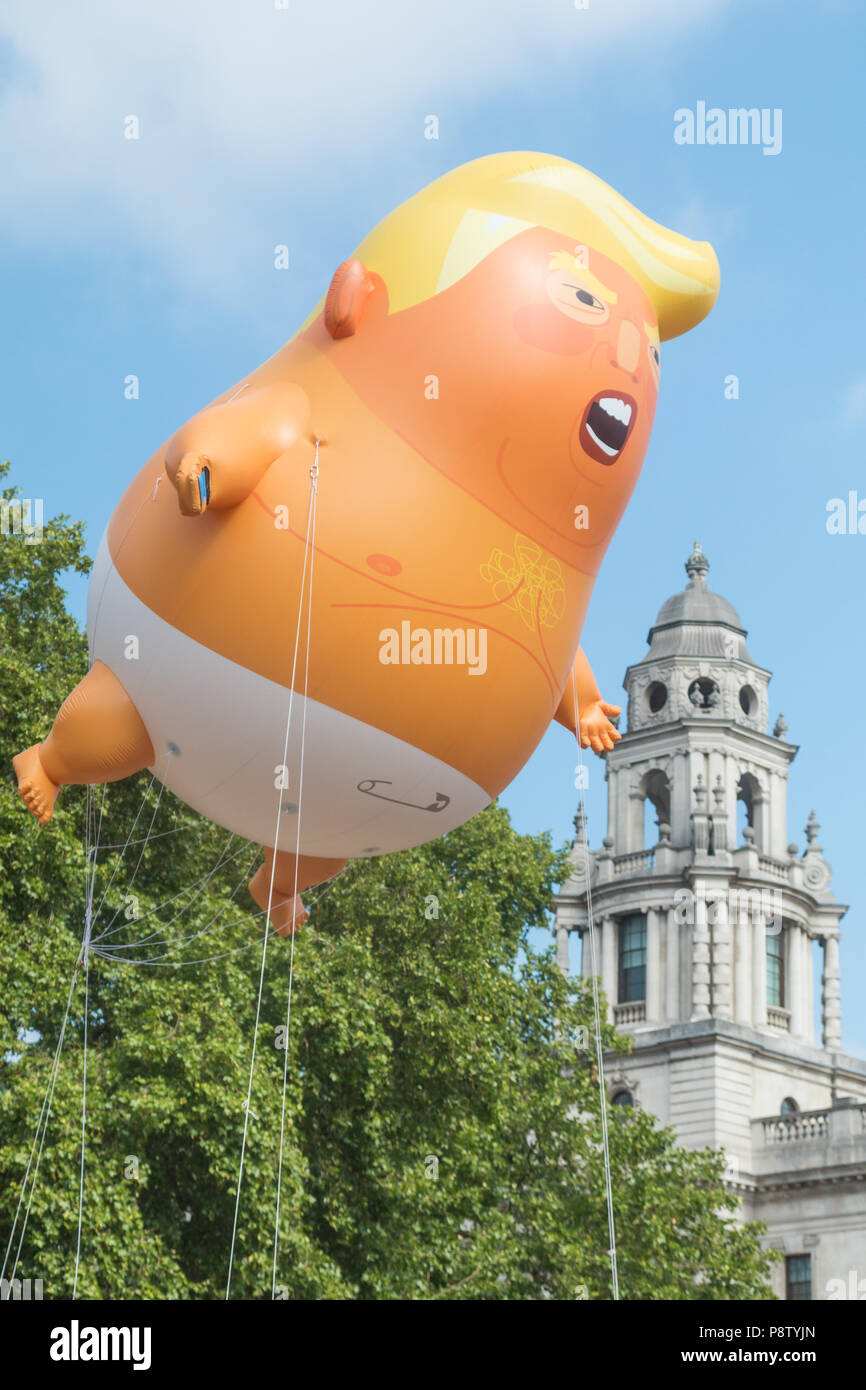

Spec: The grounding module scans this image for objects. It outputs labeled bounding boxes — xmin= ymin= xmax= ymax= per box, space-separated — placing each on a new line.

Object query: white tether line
xmin=225 ymin=442 xmax=320 ymax=1300
xmin=94 ymin=836 xmax=246 ymax=946
xmin=272 ymin=446 xmax=318 ymax=1298
xmin=0 ymin=964 xmax=79 ymax=1295
xmin=72 ymin=781 xmax=104 ymax=1298
xmin=95 ymin=833 xmax=239 ymax=949
xmin=89 ymin=774 xmax=158 ymax=925
xmin=2 ymin=784 xmax=102 ymax=1296
xmin=570 ymin=671 xmax=619 ymax=1302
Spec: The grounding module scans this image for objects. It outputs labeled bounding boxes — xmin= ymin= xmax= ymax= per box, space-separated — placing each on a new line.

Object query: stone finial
xmin=685 ymin=540 xmax=710 ymax=587
xmin=787 ymin=842 xmax=799 ymax=857
xmin=658 ymin=822 xmax=671 ymax=844
xmin=773 ymin=713 xmax=789 ymax=739
xmin=693 ymin=773 xmax=707 ymax=808
xmin=691 ymin=774 xmax=710 ymax=854
xmin=573 ymin=805 xmax=588 ymax=841
xmin=801 ymin=811 xmax=833 ymax=897
xmin=712 ymin=774 xmax=725 ymax=810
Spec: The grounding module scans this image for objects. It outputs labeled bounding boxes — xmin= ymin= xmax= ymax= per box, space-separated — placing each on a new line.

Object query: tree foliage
xmin=0 ymin=465 xmax=777 ymax=1300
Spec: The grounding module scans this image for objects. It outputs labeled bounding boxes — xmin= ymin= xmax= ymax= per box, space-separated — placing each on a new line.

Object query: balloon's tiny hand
xmin=171 ymin=453 xmax=211 ymax=516
xmin=578 ymin=699 xmax=622 ymax=755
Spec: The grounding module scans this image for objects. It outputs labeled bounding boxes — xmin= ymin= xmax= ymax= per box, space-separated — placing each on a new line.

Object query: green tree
xmin=0 ymin=466 xmax=777 ymax=1300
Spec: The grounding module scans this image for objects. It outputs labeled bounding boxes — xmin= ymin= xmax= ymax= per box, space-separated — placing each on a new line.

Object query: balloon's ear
xmin=324 ymin=258 xmax=385 ymax=339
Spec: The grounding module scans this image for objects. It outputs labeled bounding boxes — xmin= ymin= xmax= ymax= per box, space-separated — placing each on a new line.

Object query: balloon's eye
xmin=562 ymin=283 xmax=605 ymax=312
xmin=651 ymin=346 xmax=660 ymax=365
xmin=547 ymin=273 xmax=611 ymax=325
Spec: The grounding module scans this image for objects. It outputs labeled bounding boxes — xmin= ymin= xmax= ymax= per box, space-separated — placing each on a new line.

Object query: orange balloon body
xmin=17 ymin=154 xmax=718 ymax=873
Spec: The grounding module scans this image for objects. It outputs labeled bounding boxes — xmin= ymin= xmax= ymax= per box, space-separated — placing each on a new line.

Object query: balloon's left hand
xmin=171 ymin=452 xmax=212 ymax=516
xmin=578 ymin=699 xmax=622 ymax=755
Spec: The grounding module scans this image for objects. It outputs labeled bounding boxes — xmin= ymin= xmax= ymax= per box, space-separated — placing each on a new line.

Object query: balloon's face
xmin=330 ymin=225 xmax=661 ymax=571
xmin=485 ymin=227 xmax=662 ymax=563
xmin=540 ymin=259 xmax=661 ymax=473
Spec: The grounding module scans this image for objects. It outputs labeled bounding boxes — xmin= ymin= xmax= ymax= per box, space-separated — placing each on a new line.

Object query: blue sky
xmin=2 ymin=0 xmax=865 ymax=1052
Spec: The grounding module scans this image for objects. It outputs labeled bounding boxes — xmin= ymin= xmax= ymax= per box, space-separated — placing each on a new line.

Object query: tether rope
xmin=94 ymin=833 xmax=240 ymax=949
xmin=9 ymin=448 xmax=616 ymax=1306
xmin=72 ymin=934 xmax=90 ymax=1298
xmin=225 ymin=441 xmax=320 ymax=1300
xmin=2 ymin=781 xmax=106 ymax=1300
xmin=94 ymin=780 xmax=166 ymax=935
xmin=0 ymin=963 xmax=79 ymax=1296
xmin=6 ymin=461 xmax=324 ymax=1295
xmin=93 ymin=836 xmax=246 ymax=946
xmin=570 ymin=670 xmax=619 ymax=1301
xmin=97 ymin=821 xmax=204 ymax=851
xmin=91 ymin=858 xmax=358 ymax=970
xmin=72 ymin=781 xmax=105 ymax=1298
xmin=89 ymin=774 xmax=158 ymax=925
xmin=93 ymin=847 xmax=261 ymax=964
xmin=272 ymin=445 xmax=318 ymax=1298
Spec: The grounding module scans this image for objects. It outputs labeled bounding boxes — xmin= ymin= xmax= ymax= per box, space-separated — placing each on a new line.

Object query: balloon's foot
xmin=248 ymin=849 xmax=346 ymax=937
xmin=248 ymin=862 xmax=308 ymax=937
xmin=270 ymin=894 xmax=309 ymax=939
xmin=13 ymin=745 xmax=59 ymax=826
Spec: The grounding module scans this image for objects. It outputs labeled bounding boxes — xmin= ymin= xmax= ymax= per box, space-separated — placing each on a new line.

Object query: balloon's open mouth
xmin=580 ymin=391 xmax=637 ymax=465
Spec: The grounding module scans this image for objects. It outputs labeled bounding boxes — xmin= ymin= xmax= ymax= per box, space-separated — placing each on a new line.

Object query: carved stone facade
xmin=554 ymin=544 xmax=866 ymax=1300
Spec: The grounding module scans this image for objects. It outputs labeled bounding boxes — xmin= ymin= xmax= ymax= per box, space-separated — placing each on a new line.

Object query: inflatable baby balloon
xmin=14 ymin=152 xmax=719 ymax=934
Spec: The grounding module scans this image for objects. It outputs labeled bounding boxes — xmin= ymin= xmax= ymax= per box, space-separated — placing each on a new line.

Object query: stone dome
xmin=644 ymin=542 xmax=752 ymax=662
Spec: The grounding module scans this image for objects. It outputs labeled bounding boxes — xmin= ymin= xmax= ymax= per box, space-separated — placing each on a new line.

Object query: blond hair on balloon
xmin=353 ymin=151 xmax=719 ymax=342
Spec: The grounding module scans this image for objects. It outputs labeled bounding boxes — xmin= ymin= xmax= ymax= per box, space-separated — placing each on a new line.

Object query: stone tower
xmin=554 ymin=543 xmax=866 ymax=1301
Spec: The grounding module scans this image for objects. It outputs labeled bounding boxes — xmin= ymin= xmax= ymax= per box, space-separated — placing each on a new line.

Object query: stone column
xmin=822 ymin=933 xmax=842 ymax=1050
xmin=606 ymin=766 xmax=619 ymax=844
xmin=691 ymin=890 xmax=711 ymax=1019
xmin=803 ymin=933 xmax=815 ymax=1046
xmin=691 ymin=775 xmax=711 ymax=856
xmin=556 ymin=923 xmax=570 ymax=977
xmin=710 ymin=775 xmax=728 ymax=853
xmin=710 ymin=894 xmax=732 ymax=1019
xmin=646 ymin=908 xmax=660 ymax=1023
xmin=601 ymin=916 xmax=617 ymax=1022
xmin=671 ymin=749 xmax=689 ymax=849
xmin=734 ymin=903 xmax=751 ymax=1025
xmin=664 ymin=907 xmax=679 ymax=1022
xmin=752 ymin=910 xmax=767 ymax=1027
xmin=580 ymin=928 xmax=594 ymax=980
xmin=755 ymin=786 xmax=770 ymax=855
xmin=770 ymin=771 xmax=788 ymax=859
xmin=788 ymin=924 xmax=806 ymax=1040
xmin=614 ymin=771 xmax=630 ymax=850
xmin=628 ymin=786 xmax=645 ymax=853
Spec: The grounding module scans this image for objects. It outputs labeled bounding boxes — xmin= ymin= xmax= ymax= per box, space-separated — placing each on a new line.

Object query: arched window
xmin=612 ymin=1090 xmax=634 ymax=1108
xmin=780 ymin=1097 xmax=799 ymax=1115
xmin=736 ymin=772 xmax=762 ymax=847
xmin=642 ymin=768 xmax=671 ymax=849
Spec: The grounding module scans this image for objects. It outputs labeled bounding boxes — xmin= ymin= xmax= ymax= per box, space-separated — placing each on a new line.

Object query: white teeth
xmin=598 ymin=396 xmax=633 ymax=427
xmin=585 ymin=422 xmax=619 ymax=457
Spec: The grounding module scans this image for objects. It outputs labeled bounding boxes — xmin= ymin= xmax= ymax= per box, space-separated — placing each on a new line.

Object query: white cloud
xmin=0 ymin=0 xmax=729 ymax=299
